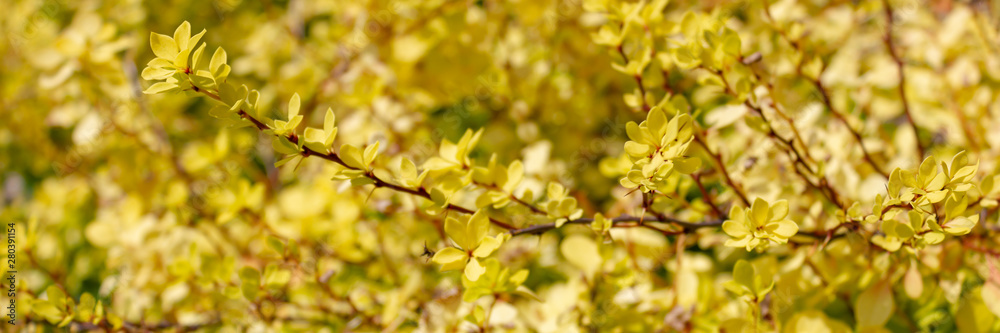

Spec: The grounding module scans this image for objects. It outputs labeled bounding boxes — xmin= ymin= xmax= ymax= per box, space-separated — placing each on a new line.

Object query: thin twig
xmin=507 ymin=215 xmax=725 ymax=237
xmin=882 ymin=0 xmax=926 ymax=158
xmin=195 ymin=88 xmax=518 ymax=230
xmin=760 ymin=1 xmax=889 ymax=177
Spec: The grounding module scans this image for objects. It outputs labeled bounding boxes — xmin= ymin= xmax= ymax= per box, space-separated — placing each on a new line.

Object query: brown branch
xmin=507 ymin=215 xmax=725 ymax=237
xmin=704 ymin=66 xmax=846 ymax=208
xmin=621 ymin=38 xmax=754 ymax=212
xmin=195 ymin=89 xmax=517 ymax=230
xmin=882 ymin=0 xmax=926 ymax=158
xmin=812 ymin=78 xmax=889 ymax=177
xmin=509 ymin=210 xmax=876 ymax=250
xmin=472 ymin=181 xmax=547 ymax=215
xmin=25 ymin=250 xmax=66 ymax=295
xmin=759 ymin=1 xmax=890 ymax=177
xmin=616 ymin=40 xmax=754 ymax=214
xmin=693 ymin=134 xmax=751 ymax=207
xmin=617 ymin=43 xmax=650 ymax=111
xmin=692 ymin=173 xmax=725 ymax=218
xmin=964 ymin=237 xmax=1000 ymax=257
xmin=754 ymin=76 xmax=820 ymax=169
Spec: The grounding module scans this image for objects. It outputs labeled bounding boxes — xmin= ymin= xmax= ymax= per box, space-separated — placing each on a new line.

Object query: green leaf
xmin=266 ymin=236 xmax=285 ymax=255
xmin=350 ymin=177 xmax=375 ymax=186
xmin=263 ymin=264 xmax=292 ymax=288
xmin=239 ymin=267 xmax=261 ymax=300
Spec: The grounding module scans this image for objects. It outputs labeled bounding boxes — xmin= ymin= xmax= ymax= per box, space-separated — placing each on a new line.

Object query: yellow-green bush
xmin=3 ymin=0 xmax=1000 ymax=331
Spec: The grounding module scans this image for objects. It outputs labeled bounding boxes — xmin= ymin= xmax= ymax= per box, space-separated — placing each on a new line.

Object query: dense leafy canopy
xmin=3 ymin=0 xmax=1000 ymax=332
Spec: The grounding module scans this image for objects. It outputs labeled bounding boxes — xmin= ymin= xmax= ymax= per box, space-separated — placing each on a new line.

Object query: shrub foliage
xmin=4 ymin=0 xmax=1000 ymax=331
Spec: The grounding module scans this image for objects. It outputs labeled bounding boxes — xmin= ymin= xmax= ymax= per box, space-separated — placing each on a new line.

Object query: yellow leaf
xmin=676 ymin=268 xmax=699 ymax=307
xmin=982 ymin=282 xmax=1000 ymax=318
xmin=673 ymin=156 xmax=701 ymax=174
xmin=751 ymin=198 xmax=769 ymax=225
xmin=505 ymin=160 xmax=524 ymax=192
xmin=591 ymin=213 xmax=611 ymax=235
xmin=560 ymin=235 xmax=600 ymax=278
xmin=149 ymin=32 xmax=178 ymax=59
xmin=363 ymin=141 xmax=380 ymax=166
xmin=472 ymin=235 xmax=500 ymax=258
xmin=432 ymin=247 xmax=467 ymax=272
xmin=918 ymin=156 xmax=937 ymax=185
xmin=303 ymin=127 xmax=325 ymax=145
xmin=339 ymin=144 xmax=367 ymax=170
xmin=856 ymin=280 xmax=894 ymax=328
xmin=956 ymin=288 xmax=996 ymax=333
xmin=210 ymin=47 xmax=227 ymax=77
xmin=444 ymin=216 xmax=473 ymax=250
xmin=467 ymin=210 xmax=490 ymax=248
xmin=625 ymin=141 xmax=653 ymax=157
xmin=143 ymin=81 xmax=178 ymax=94
xmin=785 ymin=310 xmax=852 ymax=333
xmin=323 ymin=108 xmax=337 ymax=147
xmin=647 ymin=107 xmax=668 ymax=137
xmin=943 ymin=216 xmax=976 ymax=235
xmin=141 ymin=66 xmax=174 ymax=80
xmin=732 ymin=260 xmax=754 ymax=294
xmin=464 ymin=257 xmax=486 ymax=281
xmin=287 ymin=93 xmax=301 ymax=119
xmin=903 ymin=264 xmax=923 ymax=299
xmin=173 ymin=21 xmax=191 ymax=50
xmin=399 ymin=158 xmax=417 ymax=181
xmin=770 ymin=200 xmax=789 ymax=220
